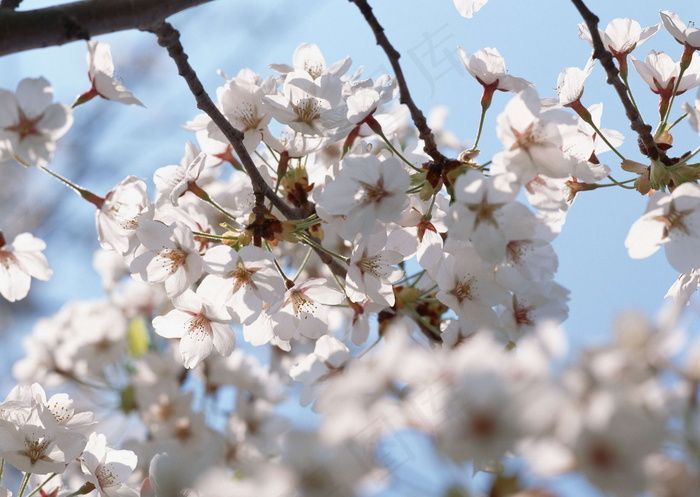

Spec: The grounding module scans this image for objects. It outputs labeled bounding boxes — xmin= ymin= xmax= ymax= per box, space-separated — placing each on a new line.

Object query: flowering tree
xmin=0 ymin=0 xmax=700 ymax=496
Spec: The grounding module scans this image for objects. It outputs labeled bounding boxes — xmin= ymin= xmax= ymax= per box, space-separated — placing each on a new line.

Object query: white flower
xmin=0 ymin=232 xmax=51 ymax=302
xmin=95 ymin=176 xmax=152 ymax=254
xmin=3 ymin=383 xmax=94 ymax=433
xmin=0 ymin=404 xmax=86 ymax=474
xmin=264 ymin=73 xmax=346 ymax=136
xmin=153 ymin=143 xmax=207 ymax=206
xmin=270 ymin=278 xmax=344 ymax=340
xmin=431 ymin=335 xmax=524 ymax=467
xmin=130 ymin=220 xmax=203 ymax=298
xmin=81 ymin=433 xmax=139 ymax=497
xmin=270 ymin=43 xmax=351 ymax=80
xmin=290 ymin=335 xmax=350 ymax=406
xmin=458 ymin=47 xmax=530 ymax=93
xmin=452 ymin=0 xmax=488 ymax=19
xmin=75 ymin=41 xmax=143 ymax=107
xmin=495 ymin=89 xmax=579 ymax=181
xmin=152 ymin=284 xmax=234 ymax=369
xmin=572 ymin=395 xmax=665 ymax=497
xmin=447 ymin=170 xmax=520 ymax=263
xmin=345 ymin=230 xmax=403 ymax=307
xmin=683 ymin=89 xmax=700 ymax=134
xmin=625 ymin=183 xmax=700 ymax=272
xmin=206 ymin=69 xmax=274 ymax=152
xmin=345 ymin=75 xmax=395 ymax=125
xmin=632 ymin=51 xmax=700 ymax=98
xmin=665 ymin=268 xmax=700 ymax=304
xmin=318 ymin=154 xmax=409 ymax=235
xmin=0 ymin=77 xmax=72 ymax=166
xmin=499 ymin=283 xmax=569 ymax=341
xmin=578 ymin=18 xmax=659 ymax=56
xmin=199 ymin=244 xmax=286 ymax=324
xmin=555 ymin=58 xmax=595 ymax=106
xmin=660 ymin=11 xmax=700 ymax=51
xmin=436 ymin=242 xmax=508 ymax=328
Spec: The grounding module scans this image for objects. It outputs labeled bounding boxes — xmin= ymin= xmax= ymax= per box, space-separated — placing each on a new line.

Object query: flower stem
xmin=17 ymin=472 xmax=30 ymax=497
xmin=188 ymin=183 xmax=238 ymax=223
xmin=621 ymin=73 xmax=641 ymax=115
xmin=470 ymin=104 xmax=488 ymax=152
xmin=299 ymin=234 xmax=349 ymax=265
xmin=292 ymin=247 xmax=314 ymax=282
xmin=660 ymin=65 xmax=688 ymax=132
xmin=375 ymin=128 xmax=422 ymax=172
xmin=584 ymin=119 xmax=626 ymax=162
xmin=667 ymin=112 xmax=689 ymax=131
xmin=606 ymin=174 xmax=636 ymax=189
xmin=25 ymin=473 xmax=58 ymax=497
xmin=37 ymin=165 xmax=104 ymax=208
xmin=265 ymin=241 xmax=293 ymax=287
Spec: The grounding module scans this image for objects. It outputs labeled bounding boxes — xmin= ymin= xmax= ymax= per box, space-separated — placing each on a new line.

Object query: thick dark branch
xmin=145 ymin=22 xmax=303 ymax=221
xmin=570 ymin=0 xmax=666 ymax=162
xmin=348 ymin=0 xmax=447 ymax=166
xmin=0 ymin=0 xmax=212 ymax=57
xmin=0 ymin=0 xmax=22 ymax=10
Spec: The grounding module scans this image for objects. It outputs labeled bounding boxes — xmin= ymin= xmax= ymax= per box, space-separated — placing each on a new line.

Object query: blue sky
xmin=0 ymin=1 xmax=698 ymax=495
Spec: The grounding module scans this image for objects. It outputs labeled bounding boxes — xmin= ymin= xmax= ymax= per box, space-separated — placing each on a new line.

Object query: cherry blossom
xmin=153 ymin=144 xmax=207 ymax=206
xmin=152 ymin=284 xmax=234 ymax=369
xmin=95 ymin=176 xmax=152 ymax=254
xmin=452 ymin=0 xmax=488 ymax=19
xmin=318 ymin=154 xmax=409 ymax=235
xmin=345 ymin=230 xmax=403 ymax=306
xmin=290 ymin=335 xmax=350 ymax=406
xmin=81 ymin=433 xmax=139 ymax=497
xmin=660 ymin=11 xmax=700 ymax=51
xmin=684 ymin=88 xmax=700 ymax=134
xmin=436 ymin=242 xmax=508 ymax=328
xmin=494 ymin=88 xmax=579 ymax=181
xmin=555 ymin=58 xmax=595 ymax=107
xmin=0 ymin=77 xmax=72 ymax=166
xmin=1 ymin=5 xmax=700 ymax=497
xmin=130 ymin=220 xmax=203 ymax=298
xmin=199 ymin=244 xmax=286 ymax=324
xmin=206 ymin=69 xmax=274 ymax=152
xmin=270 ymin=278 xmax=344 ymax=340
xmin=578 ymin=17 xmax=659 ymax=58
xmin=632 ymin=51 xmax=700 ymax=116
xmin=75 ymin=41 xmax=143 ymax=107
xmin=264 ymin=73 xmax=346 ymax=136
xmin=458 ymin=47 xmax=531 ymax=95
xmin=447 ymin=169 xmax=520 ymax=262
xmin=0 ymin=397 xmax=86 ymax=474
xmin=269 ymin=42 xmax=351 ymax=80
xmin=0 ymin=232 xmax=52 ymax=302
xmin=625 ymin=182 xmax=700 ymax=272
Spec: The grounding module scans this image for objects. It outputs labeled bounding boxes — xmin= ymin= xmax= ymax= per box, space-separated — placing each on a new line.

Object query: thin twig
xmin=570 ymin=0 xmax=667 ymax=163
xmin=348 ymin=0 xmax=448 ymax=167
xmin=145 ymin=22 xmax=303 ymax=221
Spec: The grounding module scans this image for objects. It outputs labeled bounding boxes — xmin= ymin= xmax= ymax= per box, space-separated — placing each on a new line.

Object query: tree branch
xmin=0 ymin=0 xmax=212 ymax=57
xmin=145 ymin=21 xmax=304 ymax=222
xmin=348 ymin=0 xmax=448 ymax=166
xmin=570 ymin=0 xmax=667 ymax=163
xmin=0 ymin=0 xmax=22 ymax=10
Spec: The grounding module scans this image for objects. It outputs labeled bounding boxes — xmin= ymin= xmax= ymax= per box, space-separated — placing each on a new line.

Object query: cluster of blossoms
xmin=1 ymin=2 xmax=700 ymax=496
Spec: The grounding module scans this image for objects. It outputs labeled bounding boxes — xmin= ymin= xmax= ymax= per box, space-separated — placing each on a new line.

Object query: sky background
xmin=0 ymin=1 xmax=698 ymax=496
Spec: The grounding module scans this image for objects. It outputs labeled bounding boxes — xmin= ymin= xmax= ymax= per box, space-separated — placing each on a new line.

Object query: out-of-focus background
xmin=0 ymin=1 xmax=697 ymax=495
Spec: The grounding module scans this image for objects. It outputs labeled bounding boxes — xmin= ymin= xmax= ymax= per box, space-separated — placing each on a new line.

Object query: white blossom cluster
xmin=0 ymin=3 xmax=700 ymax=497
